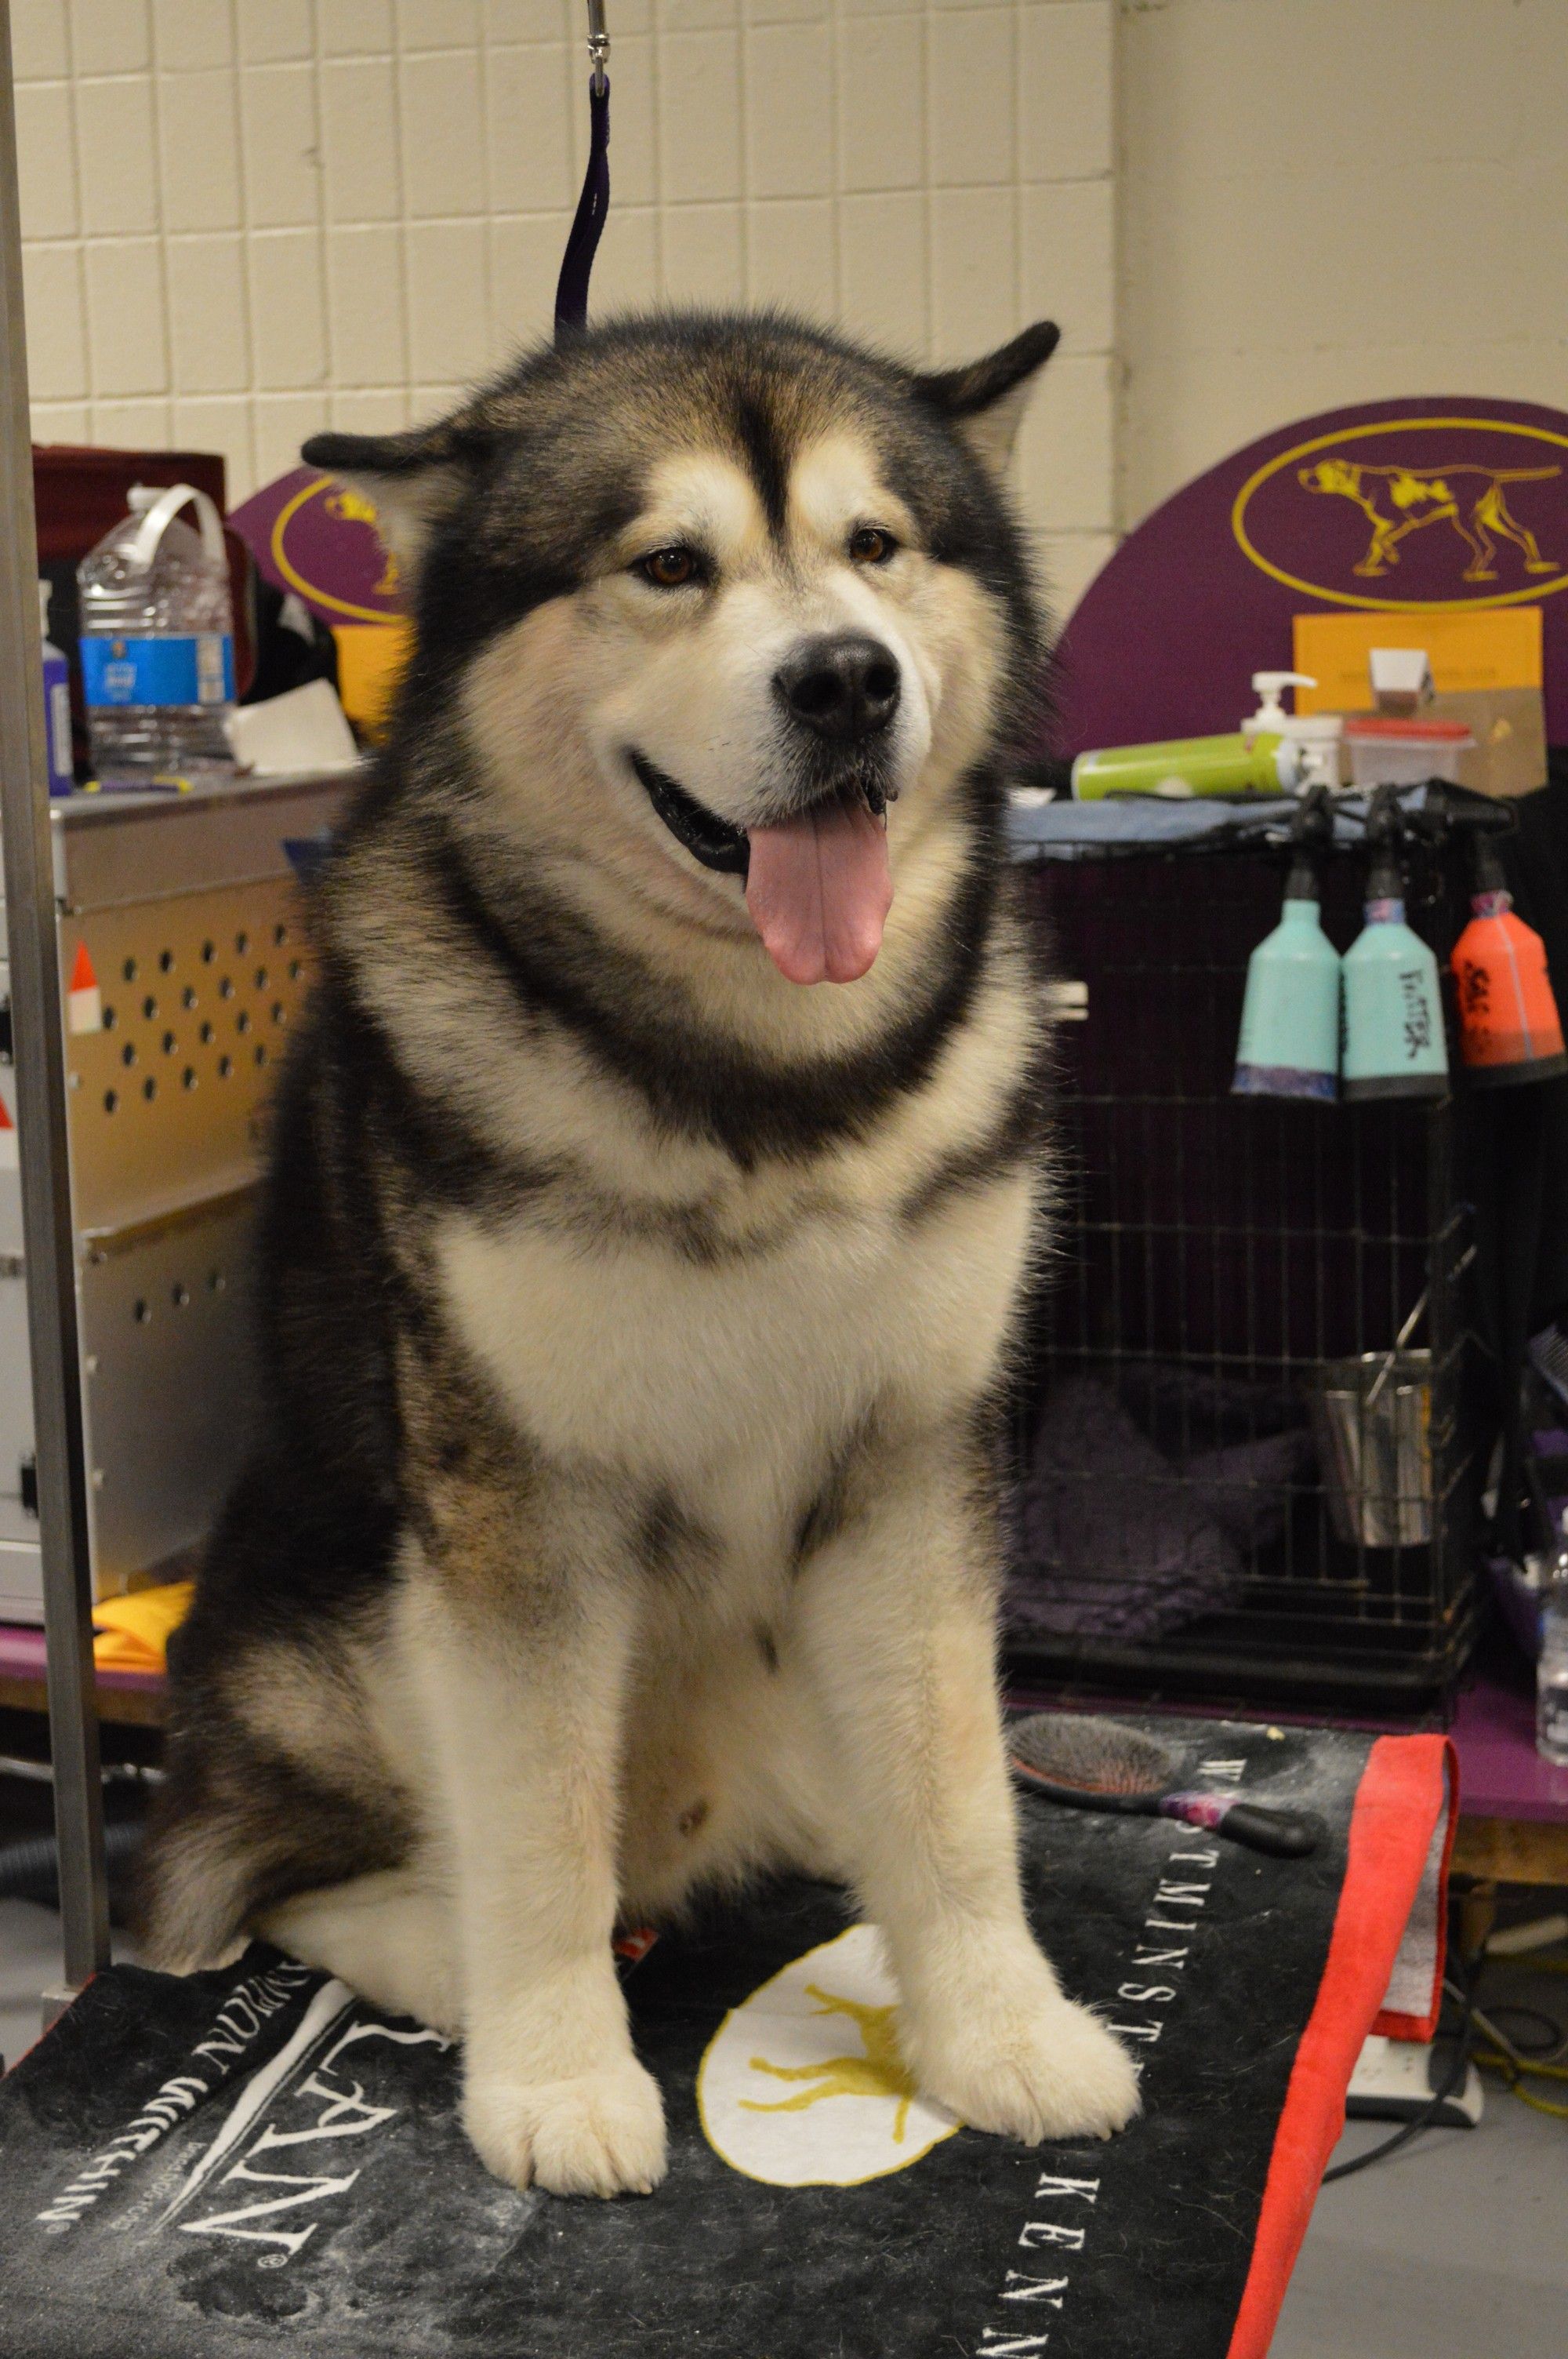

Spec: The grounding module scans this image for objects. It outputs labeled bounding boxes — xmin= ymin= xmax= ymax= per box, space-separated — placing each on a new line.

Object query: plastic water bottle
xmin=76 ymin=482 xmax=235 ymax=782
xmin=1539 ymin=1517 xmax=1568 ymax=1768
xmin=38 ymin=580 xmax=73 ymax=795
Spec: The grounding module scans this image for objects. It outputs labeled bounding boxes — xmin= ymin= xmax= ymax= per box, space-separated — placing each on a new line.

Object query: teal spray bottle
xmin=1232 ymin=786 xmax=1341 ymax=1101
xmin=1341 ymin=787 xmax=1449 ymax=1101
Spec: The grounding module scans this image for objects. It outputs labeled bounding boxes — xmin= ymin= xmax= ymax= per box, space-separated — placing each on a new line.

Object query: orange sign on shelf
xmin=1292 ymin=609 xmax=1543 ymax=714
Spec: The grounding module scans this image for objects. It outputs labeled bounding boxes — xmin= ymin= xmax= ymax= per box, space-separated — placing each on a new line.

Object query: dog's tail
xmin=136 ymin=1738 xmax=412 ymax=1975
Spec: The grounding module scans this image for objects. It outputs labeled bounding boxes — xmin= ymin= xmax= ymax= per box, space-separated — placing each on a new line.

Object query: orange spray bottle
xmin=1450 ymin=834 xmax=1568 ymax=1086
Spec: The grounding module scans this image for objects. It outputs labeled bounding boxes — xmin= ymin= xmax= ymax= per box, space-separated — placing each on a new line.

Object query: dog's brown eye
xmin=849 ymin=526 xmax=896 ymax=565
xmin=639 ymin=547 xmax=699 ymax=588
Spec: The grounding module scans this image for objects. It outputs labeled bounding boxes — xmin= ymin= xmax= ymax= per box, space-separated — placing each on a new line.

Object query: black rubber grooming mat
xmin=0 ymin=1721 xmax=1393 ymax=2359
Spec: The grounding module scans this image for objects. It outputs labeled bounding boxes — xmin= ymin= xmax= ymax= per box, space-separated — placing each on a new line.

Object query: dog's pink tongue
xmin=744 ymin=796 xmax=892 ymax=984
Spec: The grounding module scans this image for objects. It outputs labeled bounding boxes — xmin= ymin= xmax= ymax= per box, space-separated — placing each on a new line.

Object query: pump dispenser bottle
xmin=1243 ymin=671 xmax=1342 ymax=791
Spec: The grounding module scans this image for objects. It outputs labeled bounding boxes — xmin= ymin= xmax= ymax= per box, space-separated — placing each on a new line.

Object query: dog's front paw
xmin=463 ymin=2056 xmax=668 ymax=2197
xmin=906 ymin=1976 xmax=1141 ymax=2146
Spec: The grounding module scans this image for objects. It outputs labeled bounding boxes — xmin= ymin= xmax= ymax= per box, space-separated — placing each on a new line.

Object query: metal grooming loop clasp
xmin=586 ymin=0 xmax=610 ymax=93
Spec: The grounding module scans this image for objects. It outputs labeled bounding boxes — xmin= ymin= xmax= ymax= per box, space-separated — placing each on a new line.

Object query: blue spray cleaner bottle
xmin=1232 ymin=785 xmax=1341 ymax=1100
xmin=38 ymin=580 xmax=73 ymax=796
xmin=1341 ymin=786 xmax=1449 ymax=1101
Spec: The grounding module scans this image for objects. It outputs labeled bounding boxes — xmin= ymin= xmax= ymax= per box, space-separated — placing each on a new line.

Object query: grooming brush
xmin=1008 ymin=1714 xmax=1323 ymax=1859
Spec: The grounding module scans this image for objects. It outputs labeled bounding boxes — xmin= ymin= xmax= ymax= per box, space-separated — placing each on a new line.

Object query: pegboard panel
xmin=81 ymin=1191 xmax=259 ymax=1596
xmin=62 ymin=876 xmax=312 ymax=1237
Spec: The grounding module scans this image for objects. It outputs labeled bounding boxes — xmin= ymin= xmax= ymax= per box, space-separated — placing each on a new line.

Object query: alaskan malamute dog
xmin=140 ymin=313 xmax=1139 ymax=2196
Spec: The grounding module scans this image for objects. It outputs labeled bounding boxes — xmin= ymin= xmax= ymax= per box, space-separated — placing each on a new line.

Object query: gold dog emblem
xmin=740 ymin=1983 xmax=918 ymax=2143
xmin=324 ymin=487 xmax=402 ymax=598
xmin=1298 ymin=456 xmax=1560 ymax=582
xmin=697 ymin=1925 xmax=959 ymax=2186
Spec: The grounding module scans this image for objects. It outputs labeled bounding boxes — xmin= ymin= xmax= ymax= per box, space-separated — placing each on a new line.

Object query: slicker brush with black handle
xmin=1009 ymin=1715 xmax=1323 ymax=1858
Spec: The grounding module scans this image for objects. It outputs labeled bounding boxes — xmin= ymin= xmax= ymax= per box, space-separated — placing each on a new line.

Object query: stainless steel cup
xmin=1310 ymin=1349 xmax=1432 ymax=1549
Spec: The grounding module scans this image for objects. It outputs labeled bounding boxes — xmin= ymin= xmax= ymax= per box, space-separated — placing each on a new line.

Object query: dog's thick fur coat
xmin=139 ymin=313 xmax=1139 ymax=2195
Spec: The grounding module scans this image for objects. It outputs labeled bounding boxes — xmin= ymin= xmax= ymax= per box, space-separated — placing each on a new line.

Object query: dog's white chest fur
xmin=437 ymin=1177 xmax=1029 ymax=1526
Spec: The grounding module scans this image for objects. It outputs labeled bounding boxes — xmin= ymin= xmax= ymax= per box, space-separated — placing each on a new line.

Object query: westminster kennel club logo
xmin=697 ymin=1923 xmax=960 ymax=2186
xmin=1232 ymin=416 xmax=1568 ymax=611
xmin=251 ymin=468 xmax=407 ymax=625
xmin=322 ymin=485 xmax=402 ymax=600
xmin=1298 ymin=457 xmax=1559 ymax=583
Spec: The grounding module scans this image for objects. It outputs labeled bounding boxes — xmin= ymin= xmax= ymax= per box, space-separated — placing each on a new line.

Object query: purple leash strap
xmin=554 ymin=67 xmax=610 ymax=339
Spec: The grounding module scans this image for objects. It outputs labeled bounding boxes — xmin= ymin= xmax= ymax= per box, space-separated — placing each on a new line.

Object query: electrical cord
xmin=1472 ymin=2042 xmax=1568 ymax=2118
xmin=1473 ymin=2001 xmax=1566 ymax=2062
xmin=1322 ymin=1941 xmax=1568 ymax=2180
xmin=1467 ymin=1961 xmax=1568 ymax=2121
xmin=1322 ymin=1966 xmax=1475 ymax=2184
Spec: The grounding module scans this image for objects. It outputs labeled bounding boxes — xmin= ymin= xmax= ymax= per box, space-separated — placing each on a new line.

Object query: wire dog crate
xmin=1006 ymin=812 xmax=1479 ymax=1713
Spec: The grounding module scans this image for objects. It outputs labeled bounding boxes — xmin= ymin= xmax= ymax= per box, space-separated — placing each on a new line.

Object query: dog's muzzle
xmin=628 ymin=730 xmax=896 ymax=987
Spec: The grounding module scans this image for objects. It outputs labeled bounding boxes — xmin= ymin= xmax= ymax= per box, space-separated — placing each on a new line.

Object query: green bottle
xmin=1072 ymin=730 xmax=1295 ymax=801
xmin=1072 ymin=675 xmax=1343 ymax=801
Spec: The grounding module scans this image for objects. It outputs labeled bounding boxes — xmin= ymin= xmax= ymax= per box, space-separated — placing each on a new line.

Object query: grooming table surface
xmin=0 ymin=1622 xmax=165 ymax=1724
xmin=0 ymin=1721 xmax=1447 ymax=2359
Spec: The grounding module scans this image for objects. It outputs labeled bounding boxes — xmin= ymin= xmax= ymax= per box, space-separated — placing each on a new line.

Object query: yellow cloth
xmin=91 ymin=1580 xmax=194 ymax=1674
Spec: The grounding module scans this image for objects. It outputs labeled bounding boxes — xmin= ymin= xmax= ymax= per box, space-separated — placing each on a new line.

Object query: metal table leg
xmin=0 ymin=0 xmax=111 ymax=2004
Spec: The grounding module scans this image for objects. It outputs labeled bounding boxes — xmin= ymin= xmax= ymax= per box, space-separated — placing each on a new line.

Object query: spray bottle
xmin=39 ymin=580 xmax=73 ymax=797
xmin=1450 ymin=834 xmax=1568 ymax=1086
xmin=1072 ymin=674 xmax=1341 ymax=801
xmin=1341 ymin=787 xmax=1449 ymax=1102
xmin=1232 ymin=786 xmax=1341 ymax=1100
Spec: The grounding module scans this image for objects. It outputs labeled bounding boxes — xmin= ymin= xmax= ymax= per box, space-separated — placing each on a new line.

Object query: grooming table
xmin=0 ymin=1623 xmax=166 ymax=1726
xmin=0 ymin=1720 xmax=1451 ymax=2359
xmin=1449 ymin=1667 xmax=1568 ymax=1885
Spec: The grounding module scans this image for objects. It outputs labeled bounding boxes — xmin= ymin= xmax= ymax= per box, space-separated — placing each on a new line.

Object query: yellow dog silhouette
xmin=1298 ymin=457 xmax=1560 ymax=581
xmin=741 ymin=1983 xmax=918 ymax=2143
xmin=324 ymin=486 xmax=401 ymax=598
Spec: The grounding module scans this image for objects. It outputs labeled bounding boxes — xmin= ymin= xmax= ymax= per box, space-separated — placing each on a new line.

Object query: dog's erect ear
xmin=914 ymin=321 xmax=1061 ymax=478
xmin=300 ymin=420 xmax=478 ymax=580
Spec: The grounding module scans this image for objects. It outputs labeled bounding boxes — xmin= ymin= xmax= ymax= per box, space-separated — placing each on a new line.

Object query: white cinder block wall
xmin=16 ymin=0 xmax=1118 ymax=618
xmin=1118 ymin=0 xmax=1568 ymax=533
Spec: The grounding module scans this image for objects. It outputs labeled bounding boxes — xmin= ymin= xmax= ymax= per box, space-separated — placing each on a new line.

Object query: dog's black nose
xmin=775 ymin=634 xmax=901 ymax=743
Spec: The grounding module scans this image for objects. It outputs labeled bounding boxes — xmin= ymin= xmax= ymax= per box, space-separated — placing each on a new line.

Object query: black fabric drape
xmin=1458 ymin=754 xmax=1568 ymax=1556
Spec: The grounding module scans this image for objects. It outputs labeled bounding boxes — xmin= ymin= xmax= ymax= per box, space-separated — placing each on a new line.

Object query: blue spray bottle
xmin=1341 ymin=787 xmax=1449 ymax=1101
xmin=1233 ymin=786 xmax=1341 ymax=1100
xmin=38 ymin=580 xmax=73 ymax=796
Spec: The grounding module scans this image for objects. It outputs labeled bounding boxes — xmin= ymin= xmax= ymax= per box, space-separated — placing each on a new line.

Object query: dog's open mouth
xmin=631 ymin=751 xmax=750 ymax=877
xmin=630 ymin=750 xmax=894 ymax=987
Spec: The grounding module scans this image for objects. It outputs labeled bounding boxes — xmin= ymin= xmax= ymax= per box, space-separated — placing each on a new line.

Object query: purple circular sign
xmin=1054 ymin=396 xmax=1568 ymax=755
xmin=227 ymin=466 xmax=405 ymax=626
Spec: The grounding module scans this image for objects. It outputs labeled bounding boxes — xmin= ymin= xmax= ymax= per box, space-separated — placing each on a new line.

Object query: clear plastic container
xmin=76 ymin=482 xmax=235 ymax=783
xmin=1343 ymin=716 xmax=1472 ymax=791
